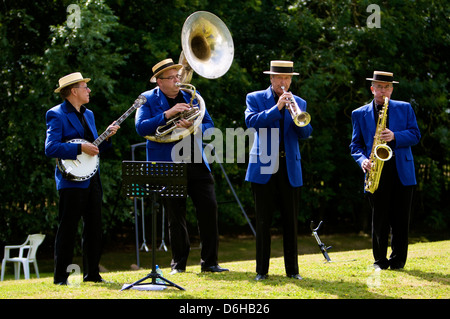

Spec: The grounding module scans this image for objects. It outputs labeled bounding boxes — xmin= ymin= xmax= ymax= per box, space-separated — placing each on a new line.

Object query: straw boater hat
xmin=150 ymin=58 xmax=183 ymax=83
xmin=263 ymin=60 xmax=299 ymax=76
xmin=366 ymin=71 xmax=399 ymax=84
xmin=54 ymin=72 xmax=91 ymax=93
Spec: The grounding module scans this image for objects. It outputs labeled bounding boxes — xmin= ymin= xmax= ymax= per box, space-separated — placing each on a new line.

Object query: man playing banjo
xmin=45 ymin=72 xmax=119 ymax=285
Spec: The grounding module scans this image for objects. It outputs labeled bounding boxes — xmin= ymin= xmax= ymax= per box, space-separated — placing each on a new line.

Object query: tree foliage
xmin=1 ymin=0 xmax=448 ymax=245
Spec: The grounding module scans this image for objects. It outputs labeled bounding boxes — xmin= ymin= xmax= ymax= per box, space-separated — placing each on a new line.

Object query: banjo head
xmin=57 ymin=139 xmax=99 ymax=181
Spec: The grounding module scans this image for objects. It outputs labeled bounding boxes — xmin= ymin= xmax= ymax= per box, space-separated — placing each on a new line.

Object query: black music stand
xmin=120 ymin=161 xmax=187 ymax=291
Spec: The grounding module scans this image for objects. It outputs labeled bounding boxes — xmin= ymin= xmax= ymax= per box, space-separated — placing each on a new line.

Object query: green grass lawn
xmin=1 ymin=234 xmax=449 ymax=301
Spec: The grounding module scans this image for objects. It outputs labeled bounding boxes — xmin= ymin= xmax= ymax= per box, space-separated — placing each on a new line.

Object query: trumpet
xmin=281 ymin=86 xmax=311 ymax=127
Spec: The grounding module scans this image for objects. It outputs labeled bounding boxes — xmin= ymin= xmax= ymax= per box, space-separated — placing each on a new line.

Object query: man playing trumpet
xmin=245 ymin=60 xmax=313 ymax=281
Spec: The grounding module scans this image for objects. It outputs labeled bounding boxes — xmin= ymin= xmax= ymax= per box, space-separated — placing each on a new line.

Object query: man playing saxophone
xmin=350 ymin=71 xmax=421 ymax=270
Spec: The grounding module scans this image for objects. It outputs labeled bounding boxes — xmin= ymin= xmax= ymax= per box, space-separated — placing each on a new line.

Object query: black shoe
xmin=389 ymin=263 xmax=405 ymax=270
xmin=170 ymin=269 xmax=185 ymax=275
xmin=83 ymin=276 xmax=106 ymax=283
xmin=95 ymin=278 xmax=112 ymax=283
xmin=255 ymin=274 xmax=268 ymax=281
xmin=54 ymin=280 xmax=68 ymax=285
xmin=287 ymin=274 xmax=303 ymax=280
xmin=201 ymin=265 xmax=229 ymax=273
xmin=374 ymin=261 xmax=389 ymax=270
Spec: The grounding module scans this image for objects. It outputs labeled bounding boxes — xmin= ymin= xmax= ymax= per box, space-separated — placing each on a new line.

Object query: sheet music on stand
xmin=122 ymin=161 xmax=187 ymax=198
xmin=121 ymin=161 xmax=187 ymax=291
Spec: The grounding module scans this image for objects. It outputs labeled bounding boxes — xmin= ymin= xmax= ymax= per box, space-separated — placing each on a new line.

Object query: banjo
xmin=57 ymin=95 xmax=147 ymax=181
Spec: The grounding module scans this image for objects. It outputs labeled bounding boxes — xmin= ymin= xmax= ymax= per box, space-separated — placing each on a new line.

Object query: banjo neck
xmin=92 ymin=96 xmax=146 ymax=147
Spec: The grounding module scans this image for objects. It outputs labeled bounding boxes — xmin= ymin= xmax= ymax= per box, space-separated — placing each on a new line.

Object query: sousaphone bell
xmin=145 ymin=11 xmax=234 ymax=143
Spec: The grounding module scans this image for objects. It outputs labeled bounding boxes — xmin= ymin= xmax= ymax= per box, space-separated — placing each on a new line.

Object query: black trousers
xmin=251 ymin=158 xmax=300 ymax=276
xmin=54 ymin=174 xmax=103 ymax=283
xmin=163 ymin=163 xmax=219 ymax=270
xmin=367 ymin=159 xmax=414 ymax=269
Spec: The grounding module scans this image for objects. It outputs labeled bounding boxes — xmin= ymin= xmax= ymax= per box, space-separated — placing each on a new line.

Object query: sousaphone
xmin=145 ymin=11 xmax=234 ymax=143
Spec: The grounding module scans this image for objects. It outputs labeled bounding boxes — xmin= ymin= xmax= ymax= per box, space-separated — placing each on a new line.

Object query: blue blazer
xmin=135 ymin=87 xmax=214 ymax=170
xmin=244 ymin=86 xmax=313 ymax=187
xmin=350 ymin=99 xmax=421 ymax=187
xmin=45 ymin=100 xmax=111 ymax=190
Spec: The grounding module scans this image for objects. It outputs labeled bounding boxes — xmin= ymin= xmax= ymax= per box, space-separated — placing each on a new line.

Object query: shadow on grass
xmin=95 ymin=267 xmax=390 ymax=299
xmin=96 ymin=233 xmax=373 ymax=272
xmin=401 ymin=269 xmax=450 ymax=286
xmin=191 ymin=269 xmax=391 ymax=299
xmin=17 ymin=233 xmax=370 ymax=280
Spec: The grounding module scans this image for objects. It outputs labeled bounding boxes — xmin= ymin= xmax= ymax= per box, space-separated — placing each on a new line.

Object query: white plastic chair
xmin=1 ymin=234 xmax=46 ymax=281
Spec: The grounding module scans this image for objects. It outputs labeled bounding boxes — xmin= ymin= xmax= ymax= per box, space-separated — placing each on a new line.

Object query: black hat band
xmin=153 ymin=62 xmax=175 ymax=75
xmin=372 ymin=74 xmax=394 ymax=82
xmin=270 ymin=66 xmax=294 ymax=73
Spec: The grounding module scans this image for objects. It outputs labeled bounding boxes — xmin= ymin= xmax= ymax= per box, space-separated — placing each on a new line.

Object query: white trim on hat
xmin=366 ymin=71 xmax=399 ymax=83
xmin=263 ymin=60 xmax=299 ymax=75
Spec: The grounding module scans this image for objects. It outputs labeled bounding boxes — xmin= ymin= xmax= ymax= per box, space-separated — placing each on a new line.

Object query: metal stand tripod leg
xmin=158 ymin=206 xmax=168 ymax=251
xmin=121 ymin=194 xmax=184 ymax=291
xmin=139 ymin=198 xmax=149 ymax=252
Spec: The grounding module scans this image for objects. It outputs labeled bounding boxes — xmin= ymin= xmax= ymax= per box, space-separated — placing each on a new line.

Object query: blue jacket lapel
xmin=155 ymin=87 xmax=168 ymax=110
xmin=263 ymin=87 xmax=280 ymax=129
xmin=265 ymin=86 xmax=292 ymax=133
xmin=387 ymin=100 xmax=399 ymax=131
xmin=153 ymin=87 xmax=192 ymax=114
xmin=363 ymin=101 xmax=375 ymax=127
xmin=84 ymin=111 xmax=98 ymax=139
xmin=62 ymin=101 xmax=85 ymax=138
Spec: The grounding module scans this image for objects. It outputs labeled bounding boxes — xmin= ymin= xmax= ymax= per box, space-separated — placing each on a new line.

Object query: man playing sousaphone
xmin=135 ymin=58 xmax=229 ymax=274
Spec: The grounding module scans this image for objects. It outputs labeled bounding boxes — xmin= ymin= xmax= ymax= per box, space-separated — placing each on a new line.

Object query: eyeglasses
xmin=74 ymin=86 xmax=90 ymax=90
xmin=373 ymin=84 xmax=392 ymax=90
xmin=159 ymin=74 xmax=181 ymax=81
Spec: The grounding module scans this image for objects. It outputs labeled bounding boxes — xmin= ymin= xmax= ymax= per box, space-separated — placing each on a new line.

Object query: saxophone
xmin=364 ymin=96 xmax=393 ymax=193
